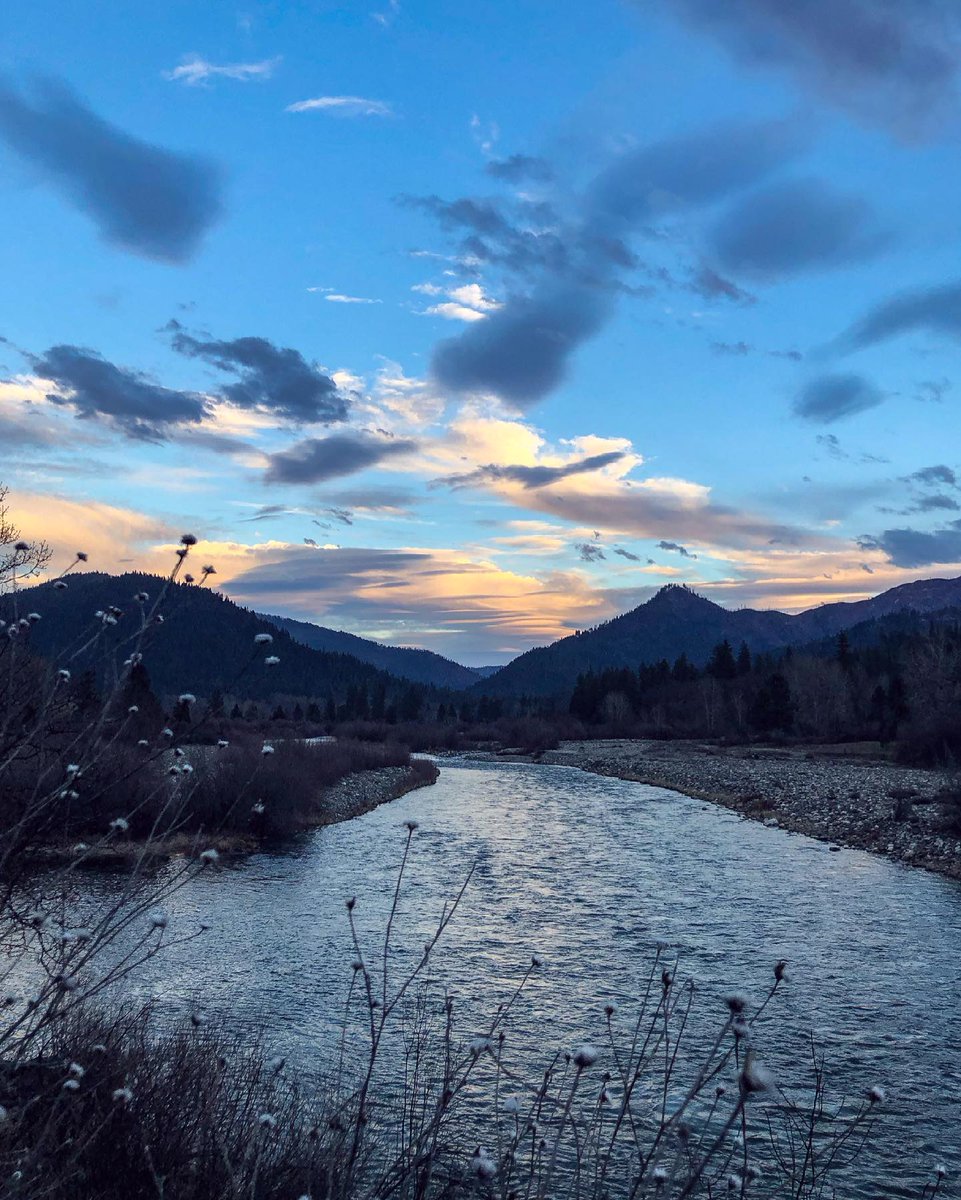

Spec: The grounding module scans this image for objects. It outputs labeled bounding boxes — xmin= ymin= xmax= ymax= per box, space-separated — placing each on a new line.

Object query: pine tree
xmin=707 ymin=640 xmax=737 ymax=681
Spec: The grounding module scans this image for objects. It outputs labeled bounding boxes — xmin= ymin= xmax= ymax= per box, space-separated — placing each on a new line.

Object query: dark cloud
xmin=0 ymin=77 xmax=222 ymax=262
xmin=915 ymin=494 xmax=960 ymax=512
xmin=770 ymin=348 xmax=804 ymax=362
xmin=485 ymin=154 xmax=554 ymax=183
xmin=586 ymin=118 xmax=804 ymax=227
xmin=574 ymin=542 xmax=605 ymax=562
xmin=432 ymin=285 xmax=611 ymax=407
xmin=866 ymin=522 xmax=961 ymax=567
xmin=664 ymin=0 xmax=961 ymax=138
xmin=690 ymin=266 xmax=756 ymax=305
xmin=27 ymin=344 xmax=207 ymax=440
xmin=443 ymin=450 xmax=626 ymax=490
xmin=427 ymin=119 xmax=800 ymax=405
xmin=711 ymin=340 xmax=752 ymax=356
xmin=613 ymin=547 xmax=641 ymax=561
xmin=839 ymin=281 xmax=961 ymax=353
xmin=657 ymin=540 xmax=697 ymax=559
xmin=709 ymin=179 xmax=891 ymax=279
xmin=168 ymin=323 xmax=347 ymax=423
xmin=264 ymin=432 xmax=416 ymax=485
xmin=793 ymin=373 xmax=885 ymax=423
xmin=908 ymin=464 xmax=958 ymax=488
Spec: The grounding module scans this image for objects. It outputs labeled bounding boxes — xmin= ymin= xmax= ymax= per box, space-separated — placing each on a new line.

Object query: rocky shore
xmin=309 ymin=760 xmax=439 ymax=826
xmin=535 ymin=740 xmax=961 ymax=882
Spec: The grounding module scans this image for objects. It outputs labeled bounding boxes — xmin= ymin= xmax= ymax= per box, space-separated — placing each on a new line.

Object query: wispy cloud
xmin=164 ymin=55 xmax=281 ymax=86
xmin=286 ymin=96 xmax=393 ymax=117
xmin=324 ymin=293 xmax=382 ymax=305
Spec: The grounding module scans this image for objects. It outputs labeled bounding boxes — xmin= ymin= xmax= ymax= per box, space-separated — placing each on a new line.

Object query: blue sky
xmin=3 ymin=0 xmax=961 ymax=663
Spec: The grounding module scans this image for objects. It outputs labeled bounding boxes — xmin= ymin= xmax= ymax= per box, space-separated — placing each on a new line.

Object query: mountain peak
xmin=647 ymin=584 xmax=717 ymax=611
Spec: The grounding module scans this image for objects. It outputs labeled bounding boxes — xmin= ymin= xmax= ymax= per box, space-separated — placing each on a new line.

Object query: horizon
xmin=25 ymin=565 xmax=961 ymax=669
xmin=5 ymin=3 xmax=961 ymax=664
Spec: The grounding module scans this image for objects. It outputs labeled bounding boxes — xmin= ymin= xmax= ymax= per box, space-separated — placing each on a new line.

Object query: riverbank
xmin=490 ymin=740 xmax=961 ymax=881
xmin=36 ymin=761 xmax=440 ymax=866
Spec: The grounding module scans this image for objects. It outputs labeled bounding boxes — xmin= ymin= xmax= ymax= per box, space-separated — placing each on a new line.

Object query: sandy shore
xmin=37 ymin=762 xmax=439 ymax=866
xmin=528 ymin=740 xmax=961 ymax=881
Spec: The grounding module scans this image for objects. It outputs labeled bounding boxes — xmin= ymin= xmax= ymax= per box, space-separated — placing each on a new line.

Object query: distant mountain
xmin=480 ymin=576 xmax=961 ymax=697
xmin=9 ymin=572 xmax=401 ymax=705
xmin=469 ymin=664 xmax=504 ymax=679
xmin=260 ymin=612 xmax=480 ymax=689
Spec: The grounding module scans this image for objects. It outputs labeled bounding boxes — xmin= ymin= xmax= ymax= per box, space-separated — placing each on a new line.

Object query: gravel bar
xmin=535 ymin=740 xmax=961 ymax=881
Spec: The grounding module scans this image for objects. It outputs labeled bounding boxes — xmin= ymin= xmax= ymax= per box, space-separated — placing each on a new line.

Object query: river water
xmin=79 ymin=759 xmax=960 ymax=1194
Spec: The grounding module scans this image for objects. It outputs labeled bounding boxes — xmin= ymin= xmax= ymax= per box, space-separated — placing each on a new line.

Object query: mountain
xmin=480 ymin=576 xmax=961 ymax=698
xmin=260 ymin=612 xmax=480 ymax=689
xmin=8 ymin=572 xmax=403 ymax=705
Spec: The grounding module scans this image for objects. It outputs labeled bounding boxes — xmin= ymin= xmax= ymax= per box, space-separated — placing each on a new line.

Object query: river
xmin=78 ymin=759 xmax=961 ymax=1194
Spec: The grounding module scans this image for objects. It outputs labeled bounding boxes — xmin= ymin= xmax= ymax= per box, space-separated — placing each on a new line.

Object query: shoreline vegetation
xmin=30 ymin=760 xmax=440 ymax=866
xmin=465 ymin=740 xmax=961 ymax=882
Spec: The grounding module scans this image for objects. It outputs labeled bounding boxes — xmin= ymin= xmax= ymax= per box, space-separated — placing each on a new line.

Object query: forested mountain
xmin=481 ymin=577 xmax=961 ymax=698
xmin=7 ymin=572 xmax=409 ymax=707
xmin=260 ymin=611 xmax=481 ymax=688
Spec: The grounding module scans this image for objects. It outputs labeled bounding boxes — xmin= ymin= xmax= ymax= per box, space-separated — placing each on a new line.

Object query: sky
xmin=3 ymin=0 xmax=961 ymax=665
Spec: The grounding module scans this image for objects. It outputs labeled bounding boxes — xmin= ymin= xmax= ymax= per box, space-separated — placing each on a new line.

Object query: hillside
xmin=7 ymin=572 xmax=402 ymax=705
xmin=260 ymin=611 xmax=479 ymax=689
xmin=481 ymin=576 xmax=961 ymax=697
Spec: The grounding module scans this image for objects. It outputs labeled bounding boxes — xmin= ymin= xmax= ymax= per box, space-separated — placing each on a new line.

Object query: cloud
xmin=613 ymin=547 xmax=641 ymax=561
xmin=432 ymin=284 xmax=611 ymax=406
xmin=839 ymin=280 xmax=961 ymax=352
xmin=214 ymin=542 xmax=613 ymax=662
xmin=690 ymin=266 xmax=756 ymax=304
xmin=264 ymin=432 xmax=416 ymax=484
xmin=866 ymin=523 xmax=961 ymax=567
xmin=793 ymin=373 xmax=885 ymax=423
xmin=709 ymin=179 xmax=891 ymax=279
xmin=425 ymin=118 xmax=801 ymax=406
xmin=442 ymin=449 xmax=627 ymax=490
xmin=916 ymin=378 xmax=951 ymax=403
xmin=711 ymin=340 xmax=752 ymax=356
xmin=663 ymin=0 xmax=961 ymax=139
xmin=575 ymin=542 xmax=605 ymax=562
xmin=485 ymin=154 xmax=554 ymax=183
xmin=0 ymin=77 xmax=222 ymax=262
xmin=164 ymin=56 xmax=281 ymax=86
xmin=168 ymin=323 xmax=347 ymax=423
xmin=26 ymin=344 xmax=208 ymax=440
xmin=286 ymin=96 xmax=392 ymax=117
xmin=814 ymin=433 xmax=889 ymax=465
xmin=657 ymin=540 xmax=697 ymax=559
xmin=908 ymin=464 xmax=958 ymax=488
xmin=416 ymin=281 xmax=501 ymax=323
xmin=324 ymin=293 xmax=381 ymax=304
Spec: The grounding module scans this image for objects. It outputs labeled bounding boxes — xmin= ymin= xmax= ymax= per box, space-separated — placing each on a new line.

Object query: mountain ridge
xmin=479 ymin=576 xmax=961 ymax=697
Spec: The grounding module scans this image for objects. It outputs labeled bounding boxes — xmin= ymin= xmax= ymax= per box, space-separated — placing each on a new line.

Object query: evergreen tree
xmin=750 ymin=673 xmax=794 ymax=733
xmin=306 ymin=701 xmax=322 ymax=722
xmin=836 ymin=631 xmax=852 ymax=671
xmin=230 ymin=703 xmax=243 ymax=720
xmin=736 ymin=642 xmax=752 ymax=676
xmin=706 ymin=639 xmax=738 ymax=681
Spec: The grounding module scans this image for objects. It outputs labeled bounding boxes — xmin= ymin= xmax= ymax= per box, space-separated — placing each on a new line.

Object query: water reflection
xmin=73 ymin=760 xmax=961 ymax=1193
